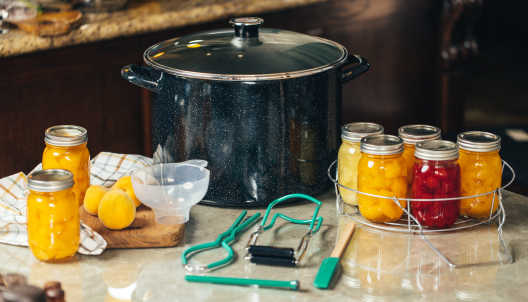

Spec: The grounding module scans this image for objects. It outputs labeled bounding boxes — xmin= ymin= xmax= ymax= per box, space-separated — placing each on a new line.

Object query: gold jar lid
xmin=45 ymin=125 xmax=88 ymax=147
xmin=28 ymin=170 xmax=74 ymax=192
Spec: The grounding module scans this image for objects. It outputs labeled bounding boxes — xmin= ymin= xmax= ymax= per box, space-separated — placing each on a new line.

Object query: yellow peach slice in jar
xmin=80 ymin=146 xmax=91 ymax=167
xmin=379 ymin=189 xmax=405 ymax=220
xmin=49 ymin=203 xmax=77 ymax=223
xmin=73 ymin=176 xmax=90 ymax=206
xmin=391 ymin=177 xmax=407 ymax=196
xmin=464 ymin=160 xmax=487 ymax=181
xmin=58 ymin=149 xmax=83 ymax=171
xmin=29 ymin=227 xmax=54 ymax=257
xmin=402 ymin=146 xmax=415 ymax=182
xmin=384 ymin=161 xmax=403 ymax=179
xmin=379 ymin=198 xmax=402 ymax=221
xmin=57 ymin=221 xmax=80 ymax=245
xmin=369 ymin=177 xmax=391 ymax=190
xmin=33 ymin=244 xmax=57 ymax=261
xmin=359 ymin=173 xmax=375 ymax=187
xmin=42 ymin=158 xmax=63 ymax=170
xmin=460 ymin=177 xmax=472 ymax=194
xmin=362 ymin=159 xmax=379 ymax=176
xmin=358 ymin=185 xmax=379 ymax=208
xmin=42 ymin=147 xmax=66 ymax=166
xmin=361 ymin=204 xmax=385 ymax=221
xmin=53 ymin=239 xmax=77 ymax=260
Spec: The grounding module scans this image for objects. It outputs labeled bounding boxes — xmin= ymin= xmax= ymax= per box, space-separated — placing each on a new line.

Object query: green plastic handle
xmin=185 ymin=275 xmax=300 ymax=290
xmin=181 ymin=211 xmax=247 ymax=265
xmin=213 ymin=212 xmax=261 ymax=269
xmin=261 ymin=194 xmax=323 ymax=234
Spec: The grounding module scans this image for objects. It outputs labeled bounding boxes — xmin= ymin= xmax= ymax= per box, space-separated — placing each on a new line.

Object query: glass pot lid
xmin=144 ymin=17 xmax=348 ymax=80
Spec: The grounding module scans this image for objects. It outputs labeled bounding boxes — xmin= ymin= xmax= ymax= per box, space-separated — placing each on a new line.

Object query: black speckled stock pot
xmin=122 ymin=17 xmax=369 ymax=207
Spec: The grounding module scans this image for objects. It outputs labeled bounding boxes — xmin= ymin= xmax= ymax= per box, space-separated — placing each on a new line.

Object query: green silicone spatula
xmin=313 ymin=222 xmax=356 ymax=289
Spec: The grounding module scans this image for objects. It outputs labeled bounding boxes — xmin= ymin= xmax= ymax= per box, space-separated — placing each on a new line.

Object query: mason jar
xmin=27 ymin=170 xmax=80 ymax=262
xmin=338 ymin=122 xmax=384 ymax=206
xmin=398 ymin=125 xmax=441 ymax=198
xmin=42 ymin=125 xmax=90 ymax=206
xmin=412 ymin=140 xmax=461 ymax=228
xmin=457 ymin=131 xmax=502 ymax=218
xmin=357 ymin=135 xmax=407 ymax=223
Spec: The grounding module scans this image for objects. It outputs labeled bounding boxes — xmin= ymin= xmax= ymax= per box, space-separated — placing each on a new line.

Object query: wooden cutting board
xmin=79 ymin=205 xmax=185 ymax=248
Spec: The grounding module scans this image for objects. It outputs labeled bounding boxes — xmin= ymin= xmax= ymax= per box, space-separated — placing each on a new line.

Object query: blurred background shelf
xmin=0 ymin=0 xmax=526 ymax=195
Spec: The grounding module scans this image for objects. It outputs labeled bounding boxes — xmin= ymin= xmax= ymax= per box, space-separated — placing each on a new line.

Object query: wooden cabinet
xmin=0 ymin=0 xmax=479 ymax=177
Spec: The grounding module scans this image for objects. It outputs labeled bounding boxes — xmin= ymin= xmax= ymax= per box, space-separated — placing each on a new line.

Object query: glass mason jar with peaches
xmin=357 ymin=135 xmax=407 ymax=223
xmin=457 ymin=132 xmax=502 ymax=219
xmin=27 ymin=170 xmax=80 ymax=262
xmin=42 ymin=126 xmax=90 ymax=206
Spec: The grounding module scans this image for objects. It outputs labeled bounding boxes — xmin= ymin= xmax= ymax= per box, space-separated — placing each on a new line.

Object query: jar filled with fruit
xmin=27 ymin=169 xmax=80 ymax=262
xmin=457 ymin=131 xmax=502 ymax=219
xmin=42 ymin=125 xmax=90 ymax=206
xmin=357 ymin=135 xmax=407 ymax=223
xmin=398 ymin=125 xmax=441 ymax=198
xmin=412 ymin=140 xmax=460 ymax=228
xmin=338 ymin=122 xmax=384 ymax=206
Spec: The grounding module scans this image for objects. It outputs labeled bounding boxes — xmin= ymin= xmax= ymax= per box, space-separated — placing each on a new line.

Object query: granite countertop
xmin=0 ymin=0 xmax=333 ymax=58
xmin=0 ymin=190 xmax=527 ymax=301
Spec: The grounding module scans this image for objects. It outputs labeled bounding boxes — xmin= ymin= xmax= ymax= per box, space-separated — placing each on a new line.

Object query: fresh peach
xmin=83 ymin=185 xmax=110 ymax=215
xmin=98 ymin=189 xmax=136 ymax=230
xmin=112 ymin=176 xmax=141 ymax=207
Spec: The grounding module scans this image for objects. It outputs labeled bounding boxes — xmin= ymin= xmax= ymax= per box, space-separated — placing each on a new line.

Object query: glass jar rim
xmin=341 ymin=122 xmax=384 ymax=142
xmin=398 ymin=124 xmax=441 ymax=145
xmin=457 ymin=131 xmax=501 ymax=152
xmin=415 ymin=140 xmax=459 ymax=161
xmin=45 ymin=125 xmax=88 ymax=147
xmin=28 ymin=169 xmax=74 ymax=192
xmin=360 ymin=134 xmax=404 ymax=155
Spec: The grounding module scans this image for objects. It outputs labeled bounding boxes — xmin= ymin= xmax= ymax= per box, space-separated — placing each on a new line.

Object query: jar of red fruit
xmin=412 ymin=140 xmax=460 ymax=228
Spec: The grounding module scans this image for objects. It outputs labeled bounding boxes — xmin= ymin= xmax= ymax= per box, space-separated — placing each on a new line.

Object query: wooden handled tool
xmin=313 ymin=222 xmax=356 ymax=289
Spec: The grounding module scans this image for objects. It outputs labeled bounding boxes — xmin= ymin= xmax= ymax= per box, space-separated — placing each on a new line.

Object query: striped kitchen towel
xmin=0 ymin=152 xmax=153 ymax=255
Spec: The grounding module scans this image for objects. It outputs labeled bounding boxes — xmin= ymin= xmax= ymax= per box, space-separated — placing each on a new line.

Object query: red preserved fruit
xmin=425 ymin=176 xmax=440 ymax=190
xmin=434 ymin=168 xmax=449 ymax=180
xmin=411 ymin=160 xmax=461 ymax=228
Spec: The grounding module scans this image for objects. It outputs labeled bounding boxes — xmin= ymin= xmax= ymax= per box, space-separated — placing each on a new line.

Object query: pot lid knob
xmin=229 ymin=17 xmax=264 ymax=38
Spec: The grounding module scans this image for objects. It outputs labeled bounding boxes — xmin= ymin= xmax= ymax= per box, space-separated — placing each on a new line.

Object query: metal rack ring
xmin=327 ymin=159 xmax=515 ymax=268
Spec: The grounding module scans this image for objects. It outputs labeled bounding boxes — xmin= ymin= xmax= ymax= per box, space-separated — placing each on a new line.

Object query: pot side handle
xmin=341 ymin=55 xmax=370 ymax=84
xmin=121 ymin=64 xmax=163 ymax=93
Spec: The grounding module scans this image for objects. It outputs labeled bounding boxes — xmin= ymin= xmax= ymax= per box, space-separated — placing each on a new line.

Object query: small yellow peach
xmin=98 ymin=189 xmax=136 ymax=230
xmin=83 ymin=185 xmax=111 ymax=215
xmin=112 ymin=176 xmax=141 ymax=207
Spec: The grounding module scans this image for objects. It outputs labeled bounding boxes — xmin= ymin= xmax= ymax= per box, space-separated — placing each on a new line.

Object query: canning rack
xmin=327 ymin=160 xmax=516 ymax=268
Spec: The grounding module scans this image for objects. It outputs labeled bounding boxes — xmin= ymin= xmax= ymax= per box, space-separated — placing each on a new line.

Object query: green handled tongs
xmin=182 ymin=210 xmax=261 ymax=272
xmin=245 ymin=194 xmax=323 ymax=266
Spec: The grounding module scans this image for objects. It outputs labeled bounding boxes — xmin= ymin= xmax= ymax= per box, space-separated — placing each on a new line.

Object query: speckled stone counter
xmin=0 ymin=0 xmax=335 ymax=58
xmin=0 ymin=190 xmax=527 ymax=301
